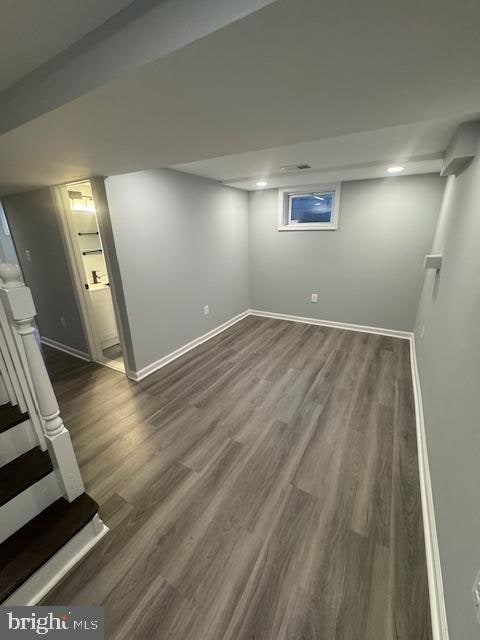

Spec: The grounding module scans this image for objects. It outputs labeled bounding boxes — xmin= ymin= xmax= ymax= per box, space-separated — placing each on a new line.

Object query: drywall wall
xmin=249 ymin=174 xmax=445 ymax=331
xmin=414 ymin=142 xmax=480 ymax=638
xmin=1 ymin=188 xmax=88 ymax=353
xmin=104 ymin=168 xmax=249 ymax=371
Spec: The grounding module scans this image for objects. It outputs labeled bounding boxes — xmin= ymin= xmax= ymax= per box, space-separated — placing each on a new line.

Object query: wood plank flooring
xmin=41 ymin=316 xmax=431 ymax=639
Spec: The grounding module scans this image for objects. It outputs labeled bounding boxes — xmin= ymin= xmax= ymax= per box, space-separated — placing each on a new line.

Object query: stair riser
xmin=4 ymin=515 xmax=108 ymax=605
xmin=0 ymin=419 xmax=36 ymax=466
xmin=0 ymin=473 xmax=62 ymax=543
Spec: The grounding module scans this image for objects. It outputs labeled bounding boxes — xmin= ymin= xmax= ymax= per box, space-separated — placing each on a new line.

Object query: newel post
xmin=0 ymin=264 xmax=84 ymax=501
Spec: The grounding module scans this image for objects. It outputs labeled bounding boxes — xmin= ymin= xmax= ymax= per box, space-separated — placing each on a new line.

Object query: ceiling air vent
xmin=280 ymin=163 xmax=311 ymax=171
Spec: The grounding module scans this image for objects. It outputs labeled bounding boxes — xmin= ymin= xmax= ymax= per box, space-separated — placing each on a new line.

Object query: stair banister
xmin=0 ymin=268 xmax=46 ymax=450
xmin=0 ymin=264 xmax=84 ymax=501
xmin=0 ymin=285 xmax=30 ymax=414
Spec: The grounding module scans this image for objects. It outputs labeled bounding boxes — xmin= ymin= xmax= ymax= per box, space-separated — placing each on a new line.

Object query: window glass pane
xmin=290 ymin=192 xmax=334 ymax=224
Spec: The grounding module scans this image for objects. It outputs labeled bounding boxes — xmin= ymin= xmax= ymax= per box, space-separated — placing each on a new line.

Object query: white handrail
xmin=0 ymin=264 xmax=84 ymax=501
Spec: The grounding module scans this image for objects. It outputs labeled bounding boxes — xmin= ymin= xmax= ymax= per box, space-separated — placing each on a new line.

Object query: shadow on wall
xmin=432 ymin=269 xmax=441 ymax=302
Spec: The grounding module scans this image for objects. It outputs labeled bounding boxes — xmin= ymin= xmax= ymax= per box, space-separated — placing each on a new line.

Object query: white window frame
xmin=277 ymin=183 xmax=341 ymax=231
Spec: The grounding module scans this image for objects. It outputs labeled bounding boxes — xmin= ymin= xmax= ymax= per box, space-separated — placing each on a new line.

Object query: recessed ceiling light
xmin=256 ymin=180 xmax=268 ymax=187
xmin=387 ymin=166 xmax=405 ymax=174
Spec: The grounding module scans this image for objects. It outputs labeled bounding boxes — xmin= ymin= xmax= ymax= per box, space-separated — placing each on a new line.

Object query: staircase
xmin=0 ymin=264 xmax=107 ymax=605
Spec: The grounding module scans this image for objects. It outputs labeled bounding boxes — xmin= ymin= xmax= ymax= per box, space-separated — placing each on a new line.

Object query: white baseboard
xmin=40 ymin=337 xmax=90 ymax=362
xmin=130 ymin=308 xmax=412 ymax=382
xmin=410 ymin=335 xmax=449 ymax=640
xmin=248 ymin=308 xmax=412 ymax=340
xmin=130 ymin=310 xmax=250 ymax=381
xmin=4 ymin=514 xmax=109 ymax=605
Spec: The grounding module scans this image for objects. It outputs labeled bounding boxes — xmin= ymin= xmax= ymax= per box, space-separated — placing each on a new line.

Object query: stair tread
xmin=0 ymin=448 xmax=53 ymax=507
xmin=0 ymin=493 xmax=98 ymax=602
xmin=0 ymin=403 xmax=29 ymax=434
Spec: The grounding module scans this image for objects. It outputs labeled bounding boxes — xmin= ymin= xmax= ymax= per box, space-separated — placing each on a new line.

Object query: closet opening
xmin=59 ymin=179 xmax=125 ymax=373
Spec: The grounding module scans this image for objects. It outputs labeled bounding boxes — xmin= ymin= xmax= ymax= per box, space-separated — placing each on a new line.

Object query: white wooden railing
xmin=0 ymin=263 xmax=84 ymax=501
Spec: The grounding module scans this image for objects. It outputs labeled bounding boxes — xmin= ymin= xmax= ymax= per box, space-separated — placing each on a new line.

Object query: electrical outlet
xmin=25 ymin=249 xmax=32 ymax=262
xmin=60 ymin=316 xmax=67 ymax=328
xmin=310 ymin=293 xmax=318 ymax=303
xmin=420 ymin=325 xmax=426 ymax=339
xmin=204 ymin=305 xmax=210 ymax=316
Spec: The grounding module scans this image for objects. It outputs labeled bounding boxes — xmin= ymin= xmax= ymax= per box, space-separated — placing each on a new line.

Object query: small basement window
xmin=278 ymin=183 xmax=340 ymax=230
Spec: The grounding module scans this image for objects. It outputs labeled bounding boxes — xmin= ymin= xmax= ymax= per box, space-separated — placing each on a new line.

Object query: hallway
xmin=41 ymin=316 xmax=431 ymax=639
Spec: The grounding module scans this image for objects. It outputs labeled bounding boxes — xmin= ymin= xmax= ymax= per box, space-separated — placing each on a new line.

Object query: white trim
xmin=0 ymin=206 xmax=11 ymax=236
xmin=40 ymin=337 xmax=90 ymax=362
xmin=4 ymin=515 xmax=109 ymax=605
xmin=53 ymin=182 xmax=129 ymax=377
xmin=130 ymin=308 xmax=410 ymax=382
xmin=248 ymin=309 xmax=412 ymax=339
xmin=90 ymin=176 xmax=131 ymax=374
xmin=278 ymin=182 xmax=341 ymax=231
xmin=130 ymin=310 xmax=250 ymax=381
xmin=410 ymin=335 xmax=449 ymax=640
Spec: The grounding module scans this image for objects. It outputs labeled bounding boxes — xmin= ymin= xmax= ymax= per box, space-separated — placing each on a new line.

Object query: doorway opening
xmin=60 ymin=180 xmax=125 ymax=373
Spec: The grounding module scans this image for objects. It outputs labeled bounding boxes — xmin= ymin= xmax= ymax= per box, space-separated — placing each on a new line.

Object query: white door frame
xmin=52 ymin=180 xmax=126 ymax=374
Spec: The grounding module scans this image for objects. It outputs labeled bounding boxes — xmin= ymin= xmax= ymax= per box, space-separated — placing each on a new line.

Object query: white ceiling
xmin=0 ymin=0 xmax=133 ymax=92
xmin=1 ymin=0 xmax=480 ymax=195
xmin=172 ymin=119 xmax=469 ymax=189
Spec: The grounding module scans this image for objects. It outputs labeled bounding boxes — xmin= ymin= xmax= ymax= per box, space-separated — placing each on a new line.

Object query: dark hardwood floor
xmin=41 ymin=316 xmax=431 ymax=639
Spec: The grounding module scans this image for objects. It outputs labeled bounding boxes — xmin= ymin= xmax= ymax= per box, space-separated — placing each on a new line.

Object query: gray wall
xmin=1 ymin=188 xmax=88 ymax=353
xmin=104 ymin=169 xmax=249 ymax=371
xmin=249 ymin=174 xmax=445 ymax=331
xmin=414 ymin=148 xmax=480 ymax=638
